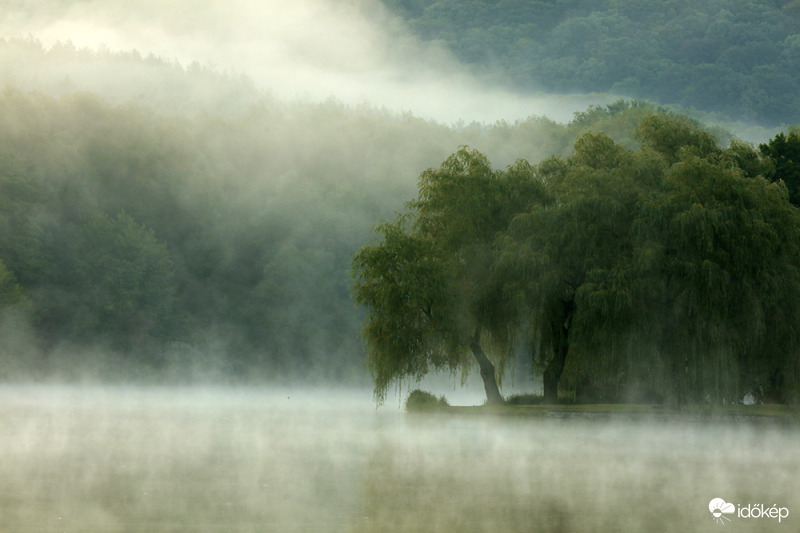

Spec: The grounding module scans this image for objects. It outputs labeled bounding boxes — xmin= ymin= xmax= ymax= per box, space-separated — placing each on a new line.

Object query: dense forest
xmin=0 ymin=41 xmax=682 ymax=384
xmin=381 ymin=0 xmax=800 ymax=126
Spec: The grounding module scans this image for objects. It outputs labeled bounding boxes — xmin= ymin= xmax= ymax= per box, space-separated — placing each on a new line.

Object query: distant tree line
xmin=353 ymin=113 xmax=800 ymax=405
xmin=382 ymin=0 xmax=800 ymax=126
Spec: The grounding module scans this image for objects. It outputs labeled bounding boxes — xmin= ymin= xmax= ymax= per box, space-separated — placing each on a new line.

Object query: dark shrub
xmin=505 ymin=393 xmax=543 ymax=405
xmin=405 ymin=389 xmax=449 ymax=412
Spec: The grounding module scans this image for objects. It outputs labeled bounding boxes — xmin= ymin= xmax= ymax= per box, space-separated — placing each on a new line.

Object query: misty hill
xmin=0 ymin=38 xmax=271 ymax=117
xmin=0 ymin=43 xmax=642 ymax=384
xmin=0 ymin=38 xmax=775 ymax=387
xmin=382 ymin=0 xmax=800 ymax=126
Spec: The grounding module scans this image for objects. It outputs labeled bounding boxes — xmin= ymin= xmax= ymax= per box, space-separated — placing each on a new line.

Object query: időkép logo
xmin=709 ymin=497 xmax=789 ymax=524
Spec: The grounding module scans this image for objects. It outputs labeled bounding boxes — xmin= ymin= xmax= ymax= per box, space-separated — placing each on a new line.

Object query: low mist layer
xmin=384 ymin=0 xmax=800 ymax=127
xmin=1 ymin=386 xmax=797 ymax=532
xmin=0 ymin=0 xmax=613 ymax=124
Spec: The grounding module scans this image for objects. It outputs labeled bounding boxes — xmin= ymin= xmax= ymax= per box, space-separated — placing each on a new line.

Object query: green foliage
xmin=760 ymin=130 xmax=800 ymax=205
xmin=0 ymin=259 xmax=25 ymax=308
xmin=353 ymin=216 xmax=460 ymax=398
xmin=354 ymin=110 xmax=800 ymax=405
xmin=504 ymin=393 xmax=543 ymax=405
xmin=499 ymin=114 xmax=800 ymax=404
xmin=69 ymin=212 xmax=177 ymax=351
xmin=405 ymin=389 xmax=449 ymax=412
xmin=382 ymin=0 xmax=800 ymax=125
xmin=352 ymin=148 xmax=545 ymax=403
xmin=636 ymin=145 xmax=800 ymax=403
xmin=636 ymin=114 xmax=720 ymax=163
xmin=498 ymin=130 xmax=662 ymax=402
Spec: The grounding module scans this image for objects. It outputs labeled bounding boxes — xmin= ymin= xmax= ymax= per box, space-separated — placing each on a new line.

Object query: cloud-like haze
xmin=0 ymin=0 xmax=612 ymax=123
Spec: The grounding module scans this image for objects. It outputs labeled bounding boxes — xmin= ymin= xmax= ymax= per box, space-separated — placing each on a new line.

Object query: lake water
xmin=0 ymin=385 xmax=797 ymax=532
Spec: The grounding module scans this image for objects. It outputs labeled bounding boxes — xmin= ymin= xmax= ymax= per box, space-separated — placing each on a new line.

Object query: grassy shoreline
xmin=413 ymin=401 xmax=799 ymax=423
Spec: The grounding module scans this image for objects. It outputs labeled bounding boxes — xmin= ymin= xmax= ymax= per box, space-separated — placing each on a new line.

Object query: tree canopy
xmin=504 ymin=115 xmax=800 ymax=404
xmin=355 ymin=114 xmax=800 ymax=405
xmin=760 ymin=129 xmax=800 ymax=206
xmin=382 ymin=0 xmax=800 ymax=126
xmin=352 ymin=148 xmax=547 ymax=403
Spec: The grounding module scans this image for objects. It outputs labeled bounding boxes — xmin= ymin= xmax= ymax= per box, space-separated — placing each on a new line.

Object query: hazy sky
xmin=0 ymin=0 xmax=611 ymax=124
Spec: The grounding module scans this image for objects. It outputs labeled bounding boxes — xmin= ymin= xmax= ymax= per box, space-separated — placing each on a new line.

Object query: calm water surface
xmin=0 ymin=385 xmax=797 ymax=532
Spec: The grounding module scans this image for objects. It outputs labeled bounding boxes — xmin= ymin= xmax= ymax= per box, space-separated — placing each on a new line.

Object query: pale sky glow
xmin=0 ymin=0 xmax=613 ymax=124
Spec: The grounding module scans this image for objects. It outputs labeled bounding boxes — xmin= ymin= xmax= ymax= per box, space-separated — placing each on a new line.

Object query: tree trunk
xmin=470 ymin=329 xmax=505 ymax=405
xmin=543 ymin=299 xmax=574 ymax=405
xmin=543 ymin=341 xmax=567 ymax=405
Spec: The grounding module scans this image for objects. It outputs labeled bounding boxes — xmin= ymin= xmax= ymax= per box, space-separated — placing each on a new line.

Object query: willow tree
xmin=497 ymin=133 xmax=664 ymax=403
xmin=760 ymin=129 xmax=800 ymax=206
xmin=351 ymin=148 xmax=546 ymax=404
xmin=499 ymin=114 xmax=800 ymax=404
xmin=637 ymin=119 xmax=800 ymax=404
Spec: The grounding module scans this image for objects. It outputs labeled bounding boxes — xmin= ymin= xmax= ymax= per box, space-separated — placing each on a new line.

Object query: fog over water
xmin=0 ymin=0 xmax=613 ymax=124
xmin=1 ymin=386 xmax=797 ymax=532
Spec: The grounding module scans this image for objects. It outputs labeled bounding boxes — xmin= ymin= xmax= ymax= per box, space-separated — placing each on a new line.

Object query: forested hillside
xmin=0 ymin=42 xmax=674 ymax=383
xmin=1 ymin=36 xmax=797 ymax=397
xmin=382 ymin=0 xmax=800 ymax=126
